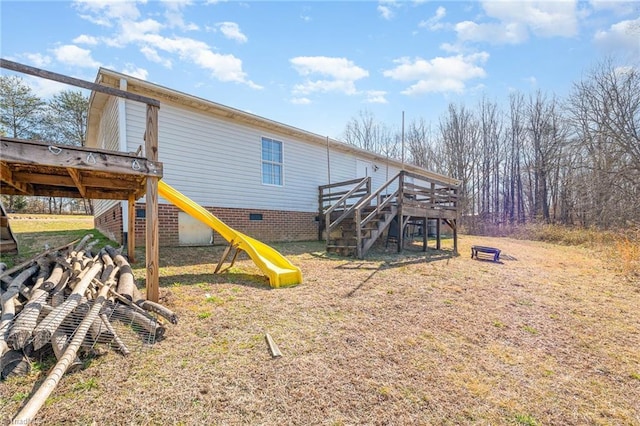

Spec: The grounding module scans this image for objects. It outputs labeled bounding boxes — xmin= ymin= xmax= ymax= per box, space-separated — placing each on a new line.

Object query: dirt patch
xmin=2 ymin=236 xmax=639 ymax=425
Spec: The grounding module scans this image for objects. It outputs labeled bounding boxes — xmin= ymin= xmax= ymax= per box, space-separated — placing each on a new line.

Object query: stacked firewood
xmin=0 ymin=235 xmax=177 ymax=423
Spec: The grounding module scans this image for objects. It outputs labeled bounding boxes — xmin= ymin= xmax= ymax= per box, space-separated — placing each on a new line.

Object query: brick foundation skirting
xmin=96 ymin=202 xmax=319 ymax=247
xmin=94 ymin=204 xmax=124 ymax=244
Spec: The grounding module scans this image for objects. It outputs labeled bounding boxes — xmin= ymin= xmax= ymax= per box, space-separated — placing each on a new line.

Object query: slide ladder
xmin=157 ymin=181 xmax=302 ymax=288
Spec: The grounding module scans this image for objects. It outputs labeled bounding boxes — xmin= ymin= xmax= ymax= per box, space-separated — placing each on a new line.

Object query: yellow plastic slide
xmin=158 ymin=180 xmax=302 ymax=288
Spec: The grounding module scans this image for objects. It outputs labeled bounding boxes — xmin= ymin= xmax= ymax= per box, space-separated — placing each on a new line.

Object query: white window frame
xmin=261 ymin=136 xmax=284 ymax=186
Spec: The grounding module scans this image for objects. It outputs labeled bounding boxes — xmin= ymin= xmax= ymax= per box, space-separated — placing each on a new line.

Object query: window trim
xmin=261 ymin=136 xmax=284 ymax=187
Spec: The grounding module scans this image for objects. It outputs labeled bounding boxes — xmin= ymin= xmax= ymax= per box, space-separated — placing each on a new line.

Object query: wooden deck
xmin=0 ymin=58 xmax=163 ymax=302
xmin=319 ymin=171 xmax=459 ymax=258
xmin=1 ymin=137 xmax=161 ymax=200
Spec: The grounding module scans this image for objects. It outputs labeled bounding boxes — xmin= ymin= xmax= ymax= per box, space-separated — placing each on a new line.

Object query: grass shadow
xmin=145 ymin=271 xmax=272 ymax=290
xmin=330 ymin=247 xmax=457 ymax=297
xmin=130 ymin=240 xmax=326 ymax=269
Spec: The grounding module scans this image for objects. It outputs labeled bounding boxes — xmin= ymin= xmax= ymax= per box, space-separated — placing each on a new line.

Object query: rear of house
xmin=87 ymin=68 xmax=453 ymax=246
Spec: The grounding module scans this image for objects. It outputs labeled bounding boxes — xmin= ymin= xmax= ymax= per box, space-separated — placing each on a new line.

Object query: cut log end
xmin=7 ymin=330 xmax=32 ymax=351
xmin=1 ymin=350 xmax=31 ymax=380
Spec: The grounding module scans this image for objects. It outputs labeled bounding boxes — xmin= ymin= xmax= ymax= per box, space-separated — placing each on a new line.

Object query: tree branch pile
xmin=0 ymin=235 xmax=178 ymax=423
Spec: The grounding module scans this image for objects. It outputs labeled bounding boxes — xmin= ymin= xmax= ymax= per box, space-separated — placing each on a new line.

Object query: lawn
xmin=1 ymin=216 xmax=639 ymax=425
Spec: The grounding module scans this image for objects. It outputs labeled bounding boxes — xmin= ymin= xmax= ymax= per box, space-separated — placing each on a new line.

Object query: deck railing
xmin=318 ymin=177 xmax=371 ymax=241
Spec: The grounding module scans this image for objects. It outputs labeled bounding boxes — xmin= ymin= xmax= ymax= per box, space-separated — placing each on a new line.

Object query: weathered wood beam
xmin=0 ymin=185 xmax=139 ymax=200
xmin=11 ymin=171 xmax=143 ymax=189
xmin=1 ymin=138 xmax=162 ymax=178
xmin=0 ymin=162 xmax=32 ymax=194
xmin=145 ymin=104 xmax=160 ymax=303
xmin=66 ymin=168 xmax=86 ymax=198
xmin=12 ymin=172 xmax=75 ymax=188
xmin=0 ymin=58 xmax=160 ymax=107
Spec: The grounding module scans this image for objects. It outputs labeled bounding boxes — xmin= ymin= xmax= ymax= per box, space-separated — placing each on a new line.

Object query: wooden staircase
xmin=319 ymin=171 xmax=460 ymax=258
xmin=320 ymin=174 xmax=402 ymax=258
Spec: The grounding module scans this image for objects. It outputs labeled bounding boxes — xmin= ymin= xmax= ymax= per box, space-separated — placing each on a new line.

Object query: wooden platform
xmin=1 ymin=137 xmax=162 ymax=200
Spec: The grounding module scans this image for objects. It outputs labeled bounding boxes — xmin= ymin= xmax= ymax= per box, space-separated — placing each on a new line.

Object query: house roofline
xmin=88 ymin=68 xmax=460 ymax=187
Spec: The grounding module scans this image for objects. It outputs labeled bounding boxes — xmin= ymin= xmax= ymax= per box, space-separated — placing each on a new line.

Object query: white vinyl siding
xmin=93 ymin=97 xmax=121 ymax=217
xmin=96 ymin=97 xmax=119 ymax=151
xmin=94 ymin=98 xmax=417 ymax=214
xmin=120 ymin=102 xmax=401 ymax=213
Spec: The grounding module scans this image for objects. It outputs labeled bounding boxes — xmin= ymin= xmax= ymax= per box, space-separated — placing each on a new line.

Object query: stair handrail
xmin=355 ymin=172 xmax=402 ymax=229
xmin=323 ymin=176 xmax=371 ymax=235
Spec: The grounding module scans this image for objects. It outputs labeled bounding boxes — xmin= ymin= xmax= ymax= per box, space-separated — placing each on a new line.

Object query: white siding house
xmin=86 ymin=68 xmax=455 ymax=246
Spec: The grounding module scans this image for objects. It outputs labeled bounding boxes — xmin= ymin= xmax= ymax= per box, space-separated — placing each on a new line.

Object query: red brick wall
xmin=132 ymin=202 xmax=318 ymax=247
xmin=94 ymin=203 xmax=124 ymax=244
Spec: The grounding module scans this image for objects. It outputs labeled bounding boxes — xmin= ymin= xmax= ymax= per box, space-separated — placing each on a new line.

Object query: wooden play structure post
xmin=127 ymin=194 xmax=136 ymax=263
xmin=145 ymin=105 xmax=160 ymax=302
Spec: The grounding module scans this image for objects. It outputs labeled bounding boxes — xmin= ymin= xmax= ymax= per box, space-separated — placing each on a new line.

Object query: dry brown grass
xmin=2 ymin=229 xmax=639 ymax=425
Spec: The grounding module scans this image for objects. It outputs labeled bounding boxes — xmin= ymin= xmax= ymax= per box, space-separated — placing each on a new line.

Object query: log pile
xmin=0 ymin=235 xmax=178 ymax=423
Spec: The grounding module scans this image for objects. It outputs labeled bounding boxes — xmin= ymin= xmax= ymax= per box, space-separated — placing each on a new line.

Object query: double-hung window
xmin=261 ymin=137 xmax=283 ymax=186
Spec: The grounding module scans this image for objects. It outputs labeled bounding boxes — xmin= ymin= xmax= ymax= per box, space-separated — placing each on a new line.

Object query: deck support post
xmin=422 ymin=217 xmax=427 ymax=252
xmin=397 ymin=173 xmax=404 ymax=254
xmin=452 ymin=219 xmax=458 ymax=255
xmin=127 ymin=195 xmax=136 ymax=263
xmin=436 ymin=218 xmax=441 ymax=250
xmin=145 ymin=105 xmax=160 ymax=302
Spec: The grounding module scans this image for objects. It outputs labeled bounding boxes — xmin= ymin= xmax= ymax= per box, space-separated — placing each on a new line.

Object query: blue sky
xmin=1 ymin=0 xmax=639 ymax=138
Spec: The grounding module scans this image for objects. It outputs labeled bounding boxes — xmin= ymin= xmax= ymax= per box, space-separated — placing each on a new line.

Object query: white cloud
xmin=216 ymin=22 xmax=248 ymax=43
xmin=25 ymin=76 xmax=72 ymax=98
xmin=419 ymin=6 xmax=447 ymax=31
xmin=140 ymin=46 xmax=173 ymax=68
xmin=23 ymin=53 xmax=51 ymax=67
xmin=108 ymin=19 xmax=164 ymax=47
xmin=378 ymin=0 xmax=399 ymax=20
xmin=481 ymin=0 xmax=579 ymax=38
xmin=290 ymin=56 xmax=369 ymax=96
xmin=594 ymin=18 xmax=640 ymax=54
xmin=52 ymin=45 xmax=101 ymax=68
xmin=453 ymin=0 xmax=580 ymax=46
xmin=455 ymin=20 xmax=529 ymax=44
xmin=364 ymin=90 xmax=388 ymax=104
xmin=140 ymin=34 xmax=261 ymax=88
xmin=524 ymin=76 xmax=537 ymax=86
xmin=71 ymin=1 xmax=260 ymax=89
xmin=291 ymin=57 xmax=369 ymax=81
xmin=378 ymin=5 xmax=393 ymax=20
xmin=439 ymin=42 xmax=464 ymax=53
xmin=73 ymin=0 xmax=142 ymax=26
xmin=73 ymin=34 xmax=99 ymax=45
xmin=383 ymin=53 xmax=489 ymax=95
xmin=290 ymin=97 xmax=311 ymax=105
xmin=122 ymin=65 xmax=149 ymax=80
xmin=161 ymin=0 xmax=199 ymax=31
xmin=301 ymin=15 xmax=311 ymax=22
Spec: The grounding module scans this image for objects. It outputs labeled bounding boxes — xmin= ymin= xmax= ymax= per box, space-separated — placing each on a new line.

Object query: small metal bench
xmin=471 ymin=245 xmax=501 ymax=262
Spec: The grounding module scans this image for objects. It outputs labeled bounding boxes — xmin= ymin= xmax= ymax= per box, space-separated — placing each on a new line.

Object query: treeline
xmin=343 ymin=59 xmax=639 ymax=232
xmin=0 ymin=75 xmax=91 ymax=214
